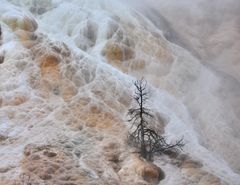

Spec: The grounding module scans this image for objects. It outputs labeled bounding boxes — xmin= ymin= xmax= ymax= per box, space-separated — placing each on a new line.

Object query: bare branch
xmin=128 ymin=78 xmax=184 ymax=161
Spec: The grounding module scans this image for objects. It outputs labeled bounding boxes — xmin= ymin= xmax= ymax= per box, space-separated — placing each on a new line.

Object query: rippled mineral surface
xmin=0 ymin=0 xmax=240 ymax=185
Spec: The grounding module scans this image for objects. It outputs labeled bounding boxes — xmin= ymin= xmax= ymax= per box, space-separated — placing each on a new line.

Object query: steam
xmin=1 ymin=0 xmax=240 ymax=184
xmin=122 ymin=0 xmax=240 ymax=174
xmin=139 ymin=0 xmax=240 ymax=80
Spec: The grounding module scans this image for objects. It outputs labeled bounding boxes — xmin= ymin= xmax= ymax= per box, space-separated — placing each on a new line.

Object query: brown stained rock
xmin=43 ymin=150 xmax=57 ymax=158
xmin=46 ymin=167 xmax=56 ymax=174
xmin=135 ymin=29 xmax=173 ymax=63
xmin=59 ymin=175 xmax=73 ymax=181
xmin=181 ymin=167 xmax=222 ymax=185
xmin=39 ymin=55 xmax=61 ymax=96
xmin=3 ymin=16 xmax=38 ymax=32
xmin=8 ymin=95 xmax=28 ymax=106
xmin=40 ymin=55 xmax=60 ymax=82
xmin=67 ymin=98 xmax=124 ymax=131
xmin=65 ymin=165 xmax=73 ymax=170
xmin=129 ymin=59 xmax=146 ymax=71
xmin=29 ymin=154 xmax=40 ymax=161
xmin=50 ymin=163 xmax=60 ymax=170
xmin=39 ymin=173 xmax=52 ymax=180
xmin=135 ymin=160 xmax=165 ymax=183
xmin=110 ymin=162 xmax=121 ymax=172
xmin=20 ymin=144 xmax=92 ymax=185
xmin=181 ymin=159 xmax=203 ymax=169
xmin=155 ymin=46 xmax=174 ymax=63
xmin=102 ymin=141 xmax=123 ymax=173
xmin=103 ymin=142 xmax=122 ymax=161
xmin=0 ymin=134 xmax=8 ymax=142
xmin=30 ymin=41 xmax=78 ymax=100
xmin=51 ymin=42 xmax=71 ymax=58
xmin=60 ymin=81 xmax=78 ymax=101
xmin=0 ymin=93 xmax=28 ymax=107
xmin=119 ymin=154 xmax=165 ymax=185
xmin=15 ymin=30 xmax=38 ymax=48
xmin=103 ymin=42 xmax=123 ymax=61
xmin=0 ymin=55 xmax=4 ymax=64
xmin=124 ymin=46 xmax=135 ymax=60
xmin=102 ymin=42 xmax=135 ymax=62
xmin=59 ymin=182 xmax=77 ymax=185
xmin=198 ymin=174 xmax=222 ymax=185
xmin=24 ymin=144 xmax=35 ymax=156
xmin=27 ymin=165 xmax=38 ymax=172
xmin=24 ymin=144 xmax=51 ymax=156
xmin=107 ymin=153 xmax=120 ymax=163
xmin=170 ymin=153 xmax=224 ymax=185
xmin=101 ymin=28 xmax=173 ymax=74
xmin=102 ymin=25 xmax=174 ymax=75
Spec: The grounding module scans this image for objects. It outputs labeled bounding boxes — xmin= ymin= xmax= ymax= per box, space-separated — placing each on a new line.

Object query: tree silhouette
xmin=0 ymin=24 xmax=2 ymax=43
xmin=0 ymin=24 xmax=4 ymax=64
xmin=128 ymin=78 xmax=184 ymax=160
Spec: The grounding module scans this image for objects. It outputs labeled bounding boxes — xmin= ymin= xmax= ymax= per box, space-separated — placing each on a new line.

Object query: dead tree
xmin=0 ymin=24 xmax=4 ymax=64
xmin=128 ymin=78 xmax=184 ymax=160
xmin=0 ymin=24 xmax=2 ymax=44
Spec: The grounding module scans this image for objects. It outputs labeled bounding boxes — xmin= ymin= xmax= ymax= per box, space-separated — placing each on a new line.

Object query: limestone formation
xmin=0 ymin=1 xmax=238 ymax=185
xmin=2 ymin=15 xmax=37 ymax=32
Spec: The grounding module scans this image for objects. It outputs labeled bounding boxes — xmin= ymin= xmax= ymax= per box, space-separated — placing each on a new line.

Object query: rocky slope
xmin=0 ymin=0 xmax=240 ymax=185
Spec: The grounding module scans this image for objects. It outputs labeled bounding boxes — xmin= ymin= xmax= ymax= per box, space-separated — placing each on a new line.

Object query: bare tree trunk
xmin=128 ymin=78 xmax=184 ymax=161
xmin=140 ymin=89 xmax=147 ymax=158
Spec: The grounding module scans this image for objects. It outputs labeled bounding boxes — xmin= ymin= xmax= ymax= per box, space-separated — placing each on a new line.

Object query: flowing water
xmin=0 ymin=0 xmax=240 ymax=184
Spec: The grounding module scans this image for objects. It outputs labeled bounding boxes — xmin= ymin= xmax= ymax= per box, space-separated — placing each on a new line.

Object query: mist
xmin=1 ymin=0 xmax=240 ymax=184
xmin=129 ymin=0 xmax=240 ymax=80
xmin=121 ymin=0 xmax=240 ymax=174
